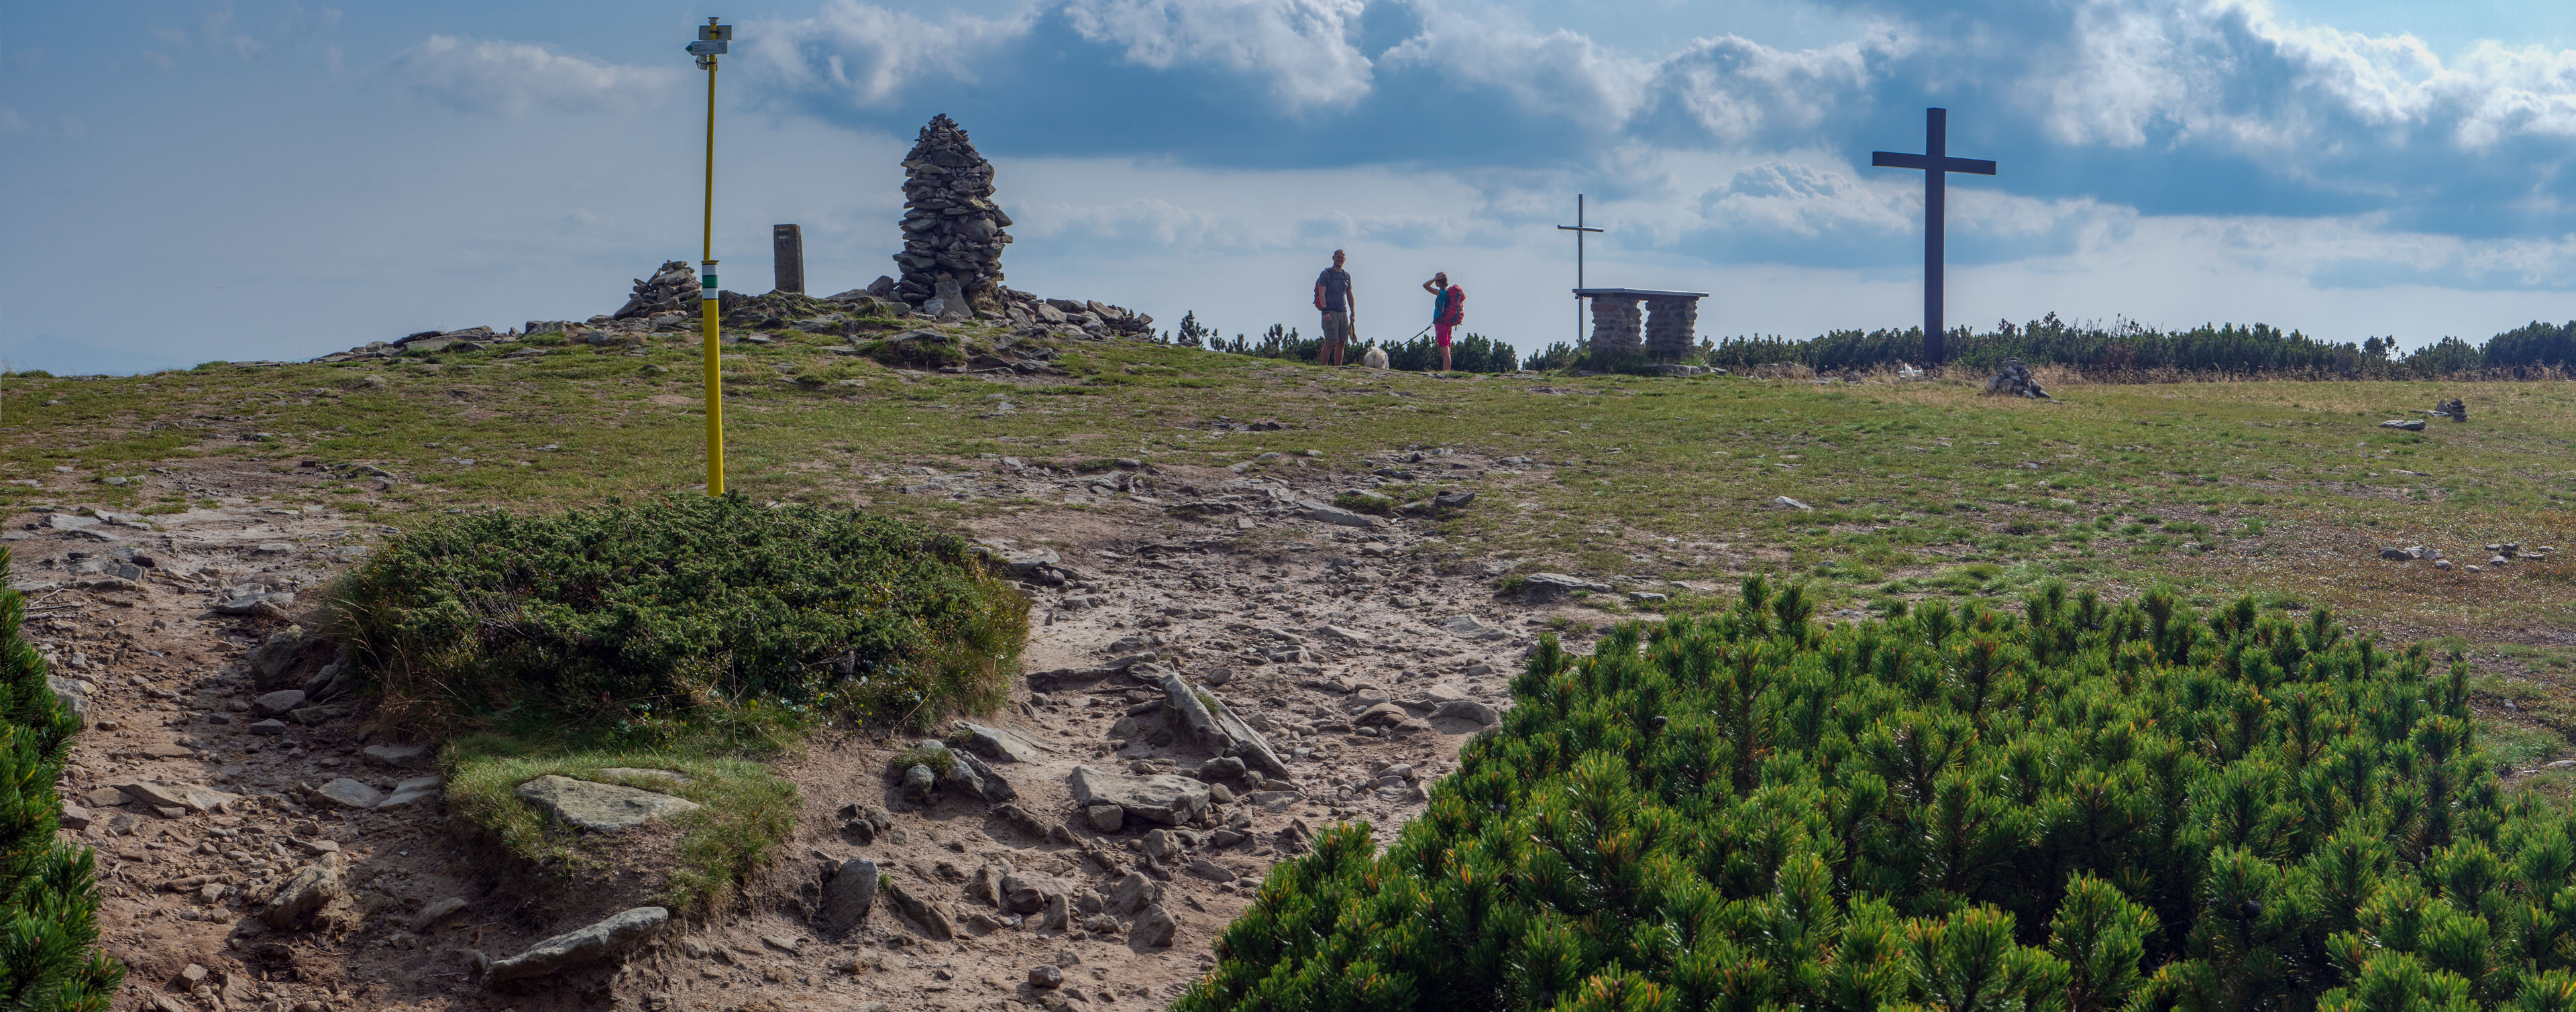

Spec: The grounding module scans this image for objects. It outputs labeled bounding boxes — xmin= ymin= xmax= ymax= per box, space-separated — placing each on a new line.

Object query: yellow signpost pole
xmin=691 ymin=18 xmax=732 ymax=495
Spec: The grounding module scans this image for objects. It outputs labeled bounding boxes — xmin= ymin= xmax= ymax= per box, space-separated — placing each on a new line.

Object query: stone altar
xmin=1574 ymin=288 xmax=1707 ymax=361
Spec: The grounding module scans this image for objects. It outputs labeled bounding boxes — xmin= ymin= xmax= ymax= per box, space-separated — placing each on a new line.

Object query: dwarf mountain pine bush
xmin=328 ymin=496 xmax=1026 ymax=738
xmin=1183 ymin=578 xmax=2570 ymax=1012
xmin=0 ymin=550 xmax=123 ymax=1011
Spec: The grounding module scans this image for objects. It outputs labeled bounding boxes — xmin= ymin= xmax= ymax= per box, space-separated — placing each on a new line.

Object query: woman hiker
xmin=1421 ymin=272 xmax=1464 ymax=371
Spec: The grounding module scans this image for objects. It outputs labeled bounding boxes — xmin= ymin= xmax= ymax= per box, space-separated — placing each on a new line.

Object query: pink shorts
xmin=1434 ymin=323 xmax=1454 ymax=347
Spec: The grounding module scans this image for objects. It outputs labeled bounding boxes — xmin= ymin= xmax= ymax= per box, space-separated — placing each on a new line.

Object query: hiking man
xmin=1421 ymin=272 xmax=1464 ymax=371
xmin=1313 ymin=249 xmax=1354 ymax=367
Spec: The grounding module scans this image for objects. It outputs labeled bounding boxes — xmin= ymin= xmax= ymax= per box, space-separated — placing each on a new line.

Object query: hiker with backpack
xmin=1421 ymin=272 xmax=1464 ymax=371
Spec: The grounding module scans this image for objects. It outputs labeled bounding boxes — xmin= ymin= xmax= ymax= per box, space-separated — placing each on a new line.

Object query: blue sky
xmin=7 ymin=0 xmax=2576 ymax=374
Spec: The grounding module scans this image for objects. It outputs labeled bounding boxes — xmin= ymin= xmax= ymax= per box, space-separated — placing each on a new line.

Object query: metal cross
xmin=1872 ymin=108 xmax=1995 ymax=366
xmin=1557 ymin=194 xmax=1605 ymax=345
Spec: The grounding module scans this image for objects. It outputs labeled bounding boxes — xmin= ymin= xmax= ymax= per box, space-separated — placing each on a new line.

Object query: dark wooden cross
xmin=1872 ymin=108 xmax=1994 ymax=365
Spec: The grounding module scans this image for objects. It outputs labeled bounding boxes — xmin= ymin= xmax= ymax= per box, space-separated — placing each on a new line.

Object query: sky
xmin=7 ymin=0 xmax=2576 ymax=374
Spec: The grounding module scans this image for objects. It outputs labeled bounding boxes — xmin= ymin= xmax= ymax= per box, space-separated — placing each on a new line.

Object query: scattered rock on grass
xmin=513 ymin=775 xmax=700 ymax=832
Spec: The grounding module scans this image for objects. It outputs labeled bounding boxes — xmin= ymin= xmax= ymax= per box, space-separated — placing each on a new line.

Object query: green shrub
xmin=1523 ymin=341 xmax=1580 ymax=372
xmin=0 ymin=551 xmax=123 ymax=1010
xmin=1185 ymin=578 xmax=2562 ymax=1012
xmin=890 ymin=745 xmax=956 ymax=776
xmin=327 ymin=496 xmax=1027 ymax=739
xmin=1334 ymin=491 xmax=1397 ymax=515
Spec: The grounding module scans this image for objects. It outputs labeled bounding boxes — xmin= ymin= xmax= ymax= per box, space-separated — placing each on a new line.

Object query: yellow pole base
xmin=702 ymin=283 xmax=724 ymax=496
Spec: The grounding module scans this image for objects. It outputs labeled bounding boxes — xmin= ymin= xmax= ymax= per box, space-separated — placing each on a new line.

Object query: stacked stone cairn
xmin=896 ymin=115 xmax=1012 ymax=316
xmin=613 ymin=261 xmax=703 ymax=320
xmin=2434 ymin=398 xmax=2467 ymax=422
xmin=1984 ymin=358 xmax=2051 ymax=398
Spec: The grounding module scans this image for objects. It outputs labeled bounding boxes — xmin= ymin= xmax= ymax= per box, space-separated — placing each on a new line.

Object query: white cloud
xmin=394 ymin=36 xmax=684 ymax=117
xmin=1062 ymin=0 xmax=1375 ymax=110
xmin=1648 ymin=30 xmax=1893 ymax=146
xmin=747 ymin=1 xmax=1036 ymax=108
xmin=1378 ymin=7 xmax=1651 ymax=123
xmin=1704 ymin=160 xmax=1912 ymax=236
xmin=0 ymin=107 xmax=25 ymax=135
xmin=1979 ymin=0 xmax=2576 ymax=160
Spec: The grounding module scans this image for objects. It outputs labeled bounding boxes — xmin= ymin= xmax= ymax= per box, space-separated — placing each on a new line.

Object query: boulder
xmin=817 ymin=857 xmax=880 ymax=935
xmin=902 ymin=764 xmax=938 ymax=804
xmin=249 ymin=627 xmax=317 ymax=690
xmin=1430 ymin=699 xmax=1501 ymax=727
xmin=1154 ymin=670 xmax=1290 ymax=779
xmin=2379 ymin=418 xmax=2426 ymax=431
xmin=45 ymin=676 xmax=89 ymax=718
xmin=1085 ymin=803 xmax=1126 ymax=832
xmin=513 ymin=775 xmax=700 ymax=831
xmin=260 ymin=851 xmax=347 ymax=927
xmin=1068 ymin=767 xmax=1210 ymax=826
xmin=485 ymin=907 xmax=669 ymax=981
xmin=1130 ymin=903 xmax=1178 ymax=948
xmin=1000 ymin=873 xmax=1057 ymax=915
xmin=1106 ymin=871 xmax=1162 ymax=915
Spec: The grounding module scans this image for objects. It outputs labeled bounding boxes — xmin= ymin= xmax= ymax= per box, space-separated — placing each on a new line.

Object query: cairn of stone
xmin=2434 ymin=398 xmax=2467 ymax=422
xmin=613 ymin=261 xmax=702 ymax=320
xmin=896 ymin=114 xmax=1012 ymax=313
xmin=1587 ymin=296 xmax=1644 ymax=357
xmin=1985 ymin=358 xmax=2050 ymax=398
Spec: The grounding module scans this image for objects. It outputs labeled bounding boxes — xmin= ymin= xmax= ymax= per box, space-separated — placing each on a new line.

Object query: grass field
xmin=7 ymin=326 xmax=2574 ymax=753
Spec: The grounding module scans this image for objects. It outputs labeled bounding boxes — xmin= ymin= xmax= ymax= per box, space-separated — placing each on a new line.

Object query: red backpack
xmin=1440 ymin=284 xmax=1465 ymax=325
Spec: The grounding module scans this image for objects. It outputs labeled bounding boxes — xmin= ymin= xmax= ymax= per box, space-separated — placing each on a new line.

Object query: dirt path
xmin=13 ymin=451 xmax=1606 ymax=1011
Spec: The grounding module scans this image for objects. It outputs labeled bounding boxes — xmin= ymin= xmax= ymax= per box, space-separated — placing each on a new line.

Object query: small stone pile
xmin=2434 ymin=398 xmax=2468 ymax=422
xmin=613 ymin=261 xmax=702 ymax=320
xmin=1984 ymin=358 xmax=2051 ymax=398
xmin=896 ymin=115 xmax=1012 ymax=316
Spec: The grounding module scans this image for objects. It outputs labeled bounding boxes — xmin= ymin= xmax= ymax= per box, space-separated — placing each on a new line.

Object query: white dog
xmin=1361 ymin=346 xmax=1390 ymax=370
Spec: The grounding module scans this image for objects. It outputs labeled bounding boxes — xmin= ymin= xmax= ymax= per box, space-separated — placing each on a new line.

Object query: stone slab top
xmin=1573 ymin=288 xmax=1709 ymax=299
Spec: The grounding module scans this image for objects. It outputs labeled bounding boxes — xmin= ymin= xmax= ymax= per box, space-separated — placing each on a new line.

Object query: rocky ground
xmin=9 ymin=446 xmax=1625 ymax=1012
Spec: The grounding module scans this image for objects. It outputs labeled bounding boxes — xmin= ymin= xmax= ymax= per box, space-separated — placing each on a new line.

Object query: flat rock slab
xmin=951 ymin=721 xmax=1051 ymax=763
xmin=362 ymin=742 xmax=436 ymax=769
xmin=1437 ymin=614 xmax=1507 ymax=640
xmin=113 ymin=781 xmax=241 ymax=814
xmin=515 ymin=774 xmax=701 ymax=832
xmin=1067 ymin=766 xmax=1210 ymax=826
xmin=314 ymin=778 xmax=386 ymax=809
xmin=378 ymin=776 xmax=445 ymax=808
xmin=486 ymin=907 xmax=669 ymax=981
xmin=252 ymin=689 xmax=308 ymax=717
